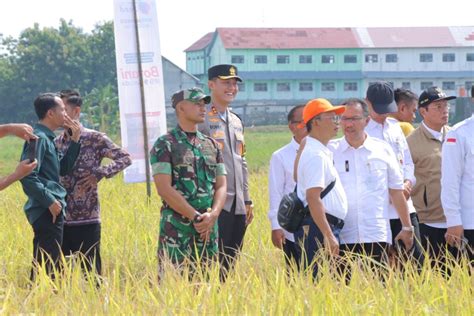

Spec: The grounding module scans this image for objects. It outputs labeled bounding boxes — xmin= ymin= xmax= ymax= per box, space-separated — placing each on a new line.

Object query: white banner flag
xmin=113 ymin=0 xmax=166 ymax=183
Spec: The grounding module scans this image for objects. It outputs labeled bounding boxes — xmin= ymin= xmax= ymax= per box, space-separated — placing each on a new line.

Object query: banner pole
xmin=132 ymin=0 xmax=152 ymax=198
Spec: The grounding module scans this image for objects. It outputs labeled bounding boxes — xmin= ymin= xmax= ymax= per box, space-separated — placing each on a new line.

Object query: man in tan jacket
xmin=407 ymin=86 xmax=454 ymax=261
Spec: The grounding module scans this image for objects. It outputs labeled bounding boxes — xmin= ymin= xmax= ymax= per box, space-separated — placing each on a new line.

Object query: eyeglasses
xmin=341 ymin=116 xmax=365 ymax=123
xmin=315 ymin=115 xmax=341 ymax=123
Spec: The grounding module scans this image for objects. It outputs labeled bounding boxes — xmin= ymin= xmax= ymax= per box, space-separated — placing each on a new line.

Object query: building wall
xmin=219 ymin=48 xmax=362 ymax=72
xmin=185 ymin=51 xmax=206 ymax=76
xmin=162 ymin=57 xmax=201 ymax=108
xmin=186 ymin=40 xmax=474 ymax=104
xmin=362 ymin=47 xmax=474 ymax=72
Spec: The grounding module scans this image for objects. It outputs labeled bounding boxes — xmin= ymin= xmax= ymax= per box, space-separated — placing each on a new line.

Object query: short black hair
xmin=34 ymin=93 xmax=61 ymax=120
xmin=287 ymin=104 xmax=305 ymax=122
xmin=59 ymin=89 xmax=82 ymax=107
xmin=394 ymin=88 xmax=418 ymax=105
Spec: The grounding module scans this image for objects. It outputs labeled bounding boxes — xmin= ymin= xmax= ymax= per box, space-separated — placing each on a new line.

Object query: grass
xmin=0 ymin=126 xmax=473 ymax=314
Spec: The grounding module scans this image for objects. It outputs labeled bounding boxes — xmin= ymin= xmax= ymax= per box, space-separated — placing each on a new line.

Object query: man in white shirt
xmin=268 ymin=105 xmax=307 ymax=266
xmin=441 ymin=113 xmax=474 ymax=263
xmin=365 ymin=82 xmax=423 ymax=264
xmin=296 ymin=98 xmax=347 ymax=277
xmin=407 ymin=86 xmax=454 ymax=262
xmin=328 ymin=98 xmax=414 ymax=279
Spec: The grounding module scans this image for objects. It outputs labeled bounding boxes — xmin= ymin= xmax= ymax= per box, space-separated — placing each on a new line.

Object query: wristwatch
xmin=193 ymin=212 xmax=202 ymax=223
xmin=401 ymin=226 xmax=414 ymax=232
xmin=244 ymin=200 xmax=253 ymax=206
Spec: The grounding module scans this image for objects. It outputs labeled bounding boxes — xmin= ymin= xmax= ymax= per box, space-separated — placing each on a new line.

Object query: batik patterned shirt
xmin=56 ymin=126 xmax=132 ymax=226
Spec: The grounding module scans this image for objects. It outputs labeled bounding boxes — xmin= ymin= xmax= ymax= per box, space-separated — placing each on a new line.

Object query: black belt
xmin=304 ymin=212 xmax=344 ymax=229
xmin=326 ymin=213 xmax=344 ymax=229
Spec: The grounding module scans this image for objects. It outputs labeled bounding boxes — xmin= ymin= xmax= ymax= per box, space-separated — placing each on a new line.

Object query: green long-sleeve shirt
xmin=20 ymin=123 xmax=80 ymax=224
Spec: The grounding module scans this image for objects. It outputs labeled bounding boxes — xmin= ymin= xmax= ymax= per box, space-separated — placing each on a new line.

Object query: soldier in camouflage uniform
xmin=150 ymin=87 xmax=227 ymax=272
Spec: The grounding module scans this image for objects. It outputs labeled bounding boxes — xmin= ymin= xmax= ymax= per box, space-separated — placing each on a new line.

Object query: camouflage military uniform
xmin=150 ymin=125 xmax=226 ymax=265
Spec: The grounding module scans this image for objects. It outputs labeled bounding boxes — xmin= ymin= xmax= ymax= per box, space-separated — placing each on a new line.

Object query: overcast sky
xmin=1 ymin=0 xmax=473 ymax=69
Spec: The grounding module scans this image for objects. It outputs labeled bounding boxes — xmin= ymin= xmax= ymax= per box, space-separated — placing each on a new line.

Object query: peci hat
xmin=171 ymin=87 xmax=211 ymax=109
xmin=418 ymin=86 xmax=456 ymax=108
xmin=366 ymin=82 xmax=397 ymax=114
xmin=301 ymin=98 xmax=345 ymax=127
xmin=208 ymin=64 xmax=242 ymax=82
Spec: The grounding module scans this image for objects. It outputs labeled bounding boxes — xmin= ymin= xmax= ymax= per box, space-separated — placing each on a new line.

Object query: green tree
xmin=0 ymin=20 xmax=119 ymax=127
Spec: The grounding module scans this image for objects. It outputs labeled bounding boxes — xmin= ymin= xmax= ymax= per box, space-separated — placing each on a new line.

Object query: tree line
xmin=0 ymin=20 xmax=119 ymax=135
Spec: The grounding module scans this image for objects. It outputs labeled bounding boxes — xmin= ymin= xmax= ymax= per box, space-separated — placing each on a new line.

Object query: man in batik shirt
xmin=56 ymin=90 xmax=132 ymax=276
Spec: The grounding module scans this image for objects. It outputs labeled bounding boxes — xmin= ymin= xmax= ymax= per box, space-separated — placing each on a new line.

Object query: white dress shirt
xmin=421 ymin=121 xmax=448 ymax=229
xmin=297 ymin=136 xmax=348 ymax=221
xmin=328 ymin=135 xmax=404 ymax=244
xmin=268 ymin=138 xmax=299 ymax=241
xmin=441 ymin=115 xmax=474 ymax=229
xmin=366 ymin=117 xmax=416 ymax=219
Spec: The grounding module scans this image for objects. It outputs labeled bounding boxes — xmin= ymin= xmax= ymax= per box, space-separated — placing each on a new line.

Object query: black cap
xmin=366 ymin=82 xmax=397 ymax=114
xmin=208 ymin=64 xmax=242 ymax=82
xmin=418 ymin=86 xmax=456 ymax=108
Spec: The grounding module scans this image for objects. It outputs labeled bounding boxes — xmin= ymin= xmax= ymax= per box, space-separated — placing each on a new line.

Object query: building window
xmin=466 ymin=81 xmax=474 ymax=90
xmin=276 ymin=82 xmax=291 ymax=92
xmin=231 ymin=55 xmax=244 ymax=64
xmin=238 ymin=82 xmax=245 ymax=92
xmin=299 ymin=55 xmax=312 ymax=64
xmin=344 ymin=82 xmax=358 ymax=91
xmin=321 ymin=82 xmax=335 ymax=92
xmin=254 ymin=83 xmax=268 ymax=92
xmin=321 ymin=55 xmax=335 ymax=64
xmin=442 ymin=81 xmax=456 ymax=90
xmin=385 ymin=54 xmax=398 ymax=63
xmin=299 ymin=82 xmax=313 ymax=91
xmin=420 ymin=53 xmax=433 ymax=62
xmin=402 ymin=82 xmax=411 ymax=90
xmin=344 ymin=55 xmax=357 ymax=63
xmin=421 ymin=82 xmax=433 ymax=90
xmin=365 ymin=54 xmax=378 ymax=63
xmin=467 ymin=53 xmax=474 ymax=62
xmin=254 ymin=55 xmax=267 ymax=64
xmin=277 ymin=55 xmax=290 ymax=64
xmin=442 ymin=53 xmax=455 ymax=62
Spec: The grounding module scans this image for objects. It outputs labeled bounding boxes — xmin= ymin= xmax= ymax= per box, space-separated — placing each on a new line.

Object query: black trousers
xmin=62 ymin=223 xmax=102 ymax=275
xmin=218 ymin=200 xmax=247 ymax=277
xmin=283 ymin=239 xmax=300 ymax=268
xmin=339 ymin=242 xmax=389 ymax=283
xmin=390 ymin=213 xmax=424 ymax=267
xmin=419 ymin=224 xmax=454 ymax=260
xmin=30 ymin=210 xmax=64 ymax=281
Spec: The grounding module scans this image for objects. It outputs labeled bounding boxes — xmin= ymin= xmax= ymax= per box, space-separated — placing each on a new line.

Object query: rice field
xmin=0 ymin=127 xmax=472 ymax=314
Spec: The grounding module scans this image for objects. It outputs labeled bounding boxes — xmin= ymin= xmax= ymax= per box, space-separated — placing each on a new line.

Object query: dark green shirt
xmin=20 ymin=123 xmax=80 ymax=224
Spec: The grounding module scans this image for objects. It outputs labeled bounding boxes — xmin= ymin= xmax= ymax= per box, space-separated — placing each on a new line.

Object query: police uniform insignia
xmin=229 ymin=67 xmax=236 ymax=76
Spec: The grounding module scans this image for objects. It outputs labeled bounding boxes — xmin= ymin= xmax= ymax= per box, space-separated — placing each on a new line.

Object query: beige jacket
xmin=407 ymin=124 xmax=450 ymax=223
